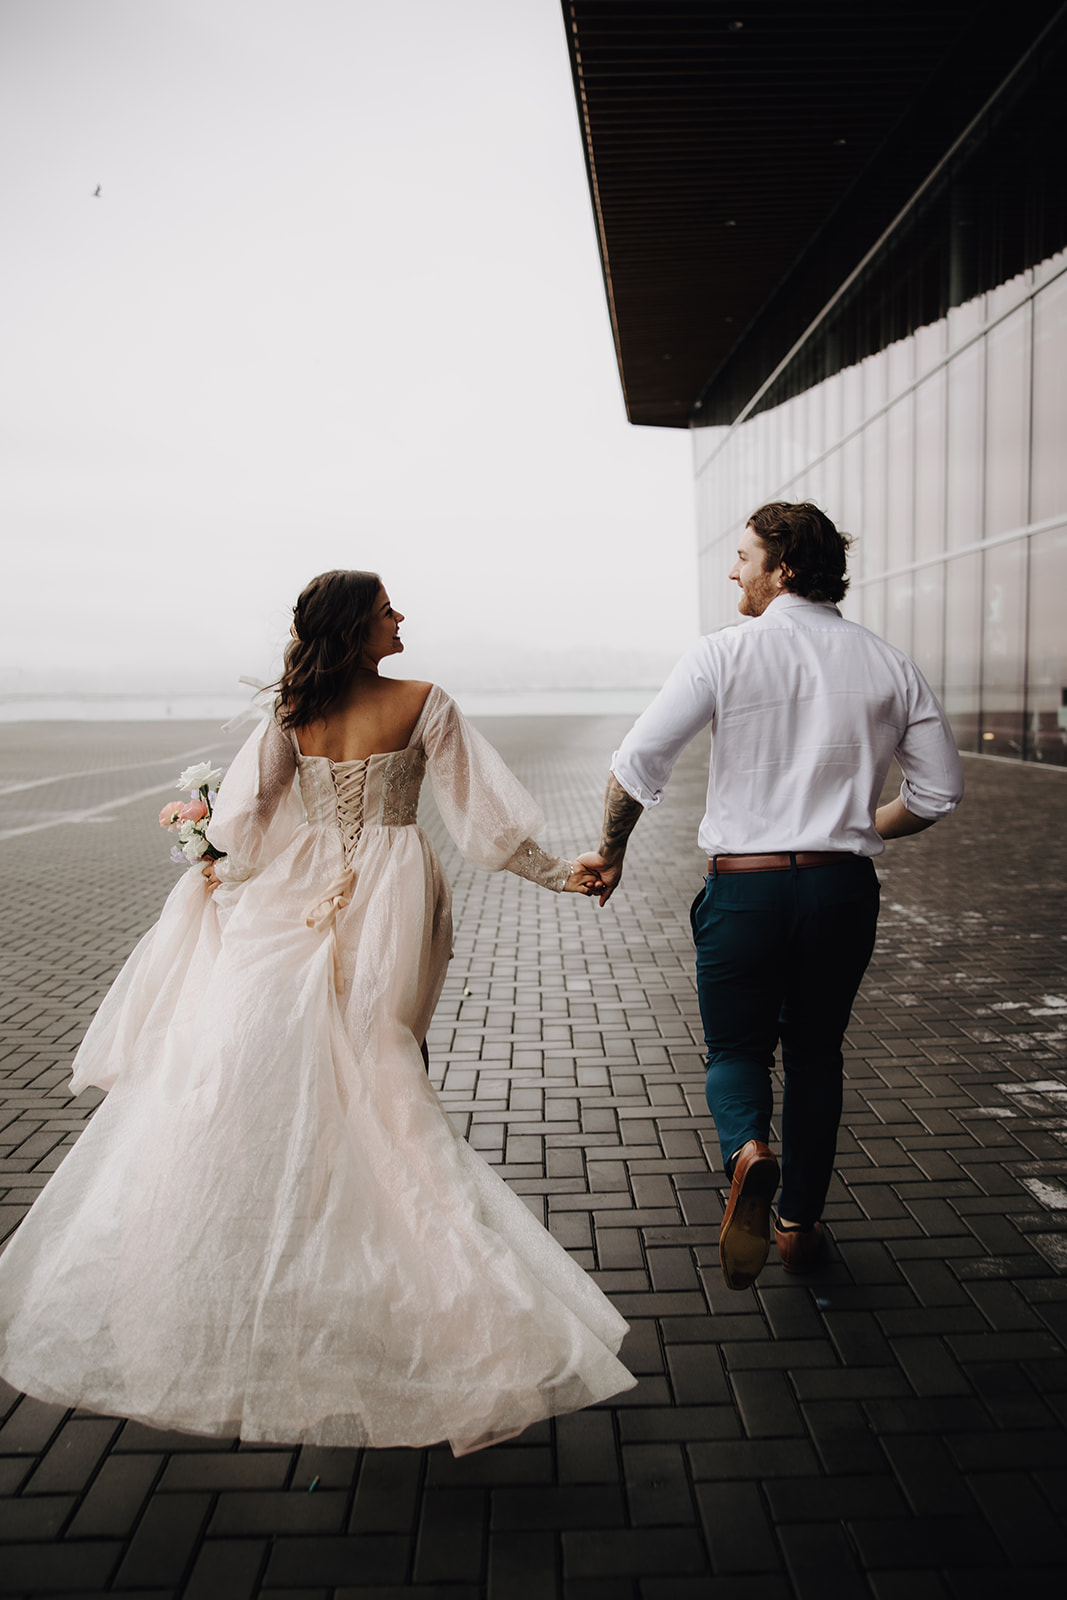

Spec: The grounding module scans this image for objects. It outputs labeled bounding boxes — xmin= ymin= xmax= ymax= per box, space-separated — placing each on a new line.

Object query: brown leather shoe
xmin=775 ymin=1219 xmax=825 ymax=1274
xmin=718 ymin=1140 xmax=780 ymax=1291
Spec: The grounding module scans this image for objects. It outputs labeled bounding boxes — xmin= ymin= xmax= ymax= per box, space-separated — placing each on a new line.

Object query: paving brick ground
xmin=1 ymin=714 xmax=1065 ymax=1599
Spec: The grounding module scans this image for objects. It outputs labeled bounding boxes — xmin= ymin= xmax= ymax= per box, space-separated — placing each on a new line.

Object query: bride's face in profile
xmin=360 ymin=585 xmax=405 ymax=668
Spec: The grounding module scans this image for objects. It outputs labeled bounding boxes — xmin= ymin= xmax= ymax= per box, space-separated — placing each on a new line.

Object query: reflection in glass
xmin=914 ymin=318 xmax=947 ymax=378
xmin=863 ymin=349 xmax=887 ymax=416
xmin=986 ymin=271 xmax=1030 ymax=322
xmin=914 ymin=371 xmax=946 ymax=557
xmin=752 ymin=412 xmax=769 ymax=509
xmin=1026 ymin=525 xmax=1067 ymax=766
xmin=947 ymin=293 xmax=985 ymax=351
xmin=798 ymin=465 xmax=822 ymax=512
xmin=885 ymin=575 xmax=913 ymax=655
xmin=946 ymin=344 xmax=984 ymax=549
xmin=693 ymin=268 xmax=1065 ymax=767
xmin=780 ymin=395 xmax=807 ymax=490
xmin=840 ymin=436 xmax=864 ymax=581
xmin=886 ymin=396 xmax=914 ymax=570
xmin=981 ymin=541 xmax=1028 ymax=758
xmin=861 ymin=580 xmax=885 ymax=639
xmin=912 ymin=561 xmax=944 ymax=696
xmin=737 ymin=425 xmax=759 ymax=529
xmin=823 ymin=371 xmax=843 ymax=453
xmin=943 ymin=553 xmax=982 ymax=751
xmin=841 ymin=362 xmax=863 ymax=432
xmin=821 ymin=448 xmax=843 ymax=527
xmin=767 ymin=407 xmax=781 ymax=495
xmin=886 ymin=337 xmax=913 ymax=401
xmin=693 ymin=425 xmax=729 ymax=476
xmin=805 ymin=380 xmax=825 ymax=464
xmin=1033 ymin=250 xmax=1067 ymax=291
xmin=984 ymin=306 xmax=1031 ymax=539
xmin=862 ymin=415 xmax=887 ymax=578
xmin=1030 ymin=271 xmax=1067 ymax=523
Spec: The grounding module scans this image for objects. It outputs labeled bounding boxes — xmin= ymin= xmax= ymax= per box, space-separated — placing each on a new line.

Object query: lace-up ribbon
xmin=334 ymin=763 xmax=367 ymax=865
xmin=304 ymin=868 xmax=357 ymax=991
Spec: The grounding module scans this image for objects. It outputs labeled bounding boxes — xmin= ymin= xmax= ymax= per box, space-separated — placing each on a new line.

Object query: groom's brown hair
xmin=747 ymin=502 xmax=852 ymax=605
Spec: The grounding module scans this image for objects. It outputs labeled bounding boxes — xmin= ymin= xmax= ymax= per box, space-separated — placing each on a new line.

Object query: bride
xmin=0 ymin=569 xmax=635 ymax=1455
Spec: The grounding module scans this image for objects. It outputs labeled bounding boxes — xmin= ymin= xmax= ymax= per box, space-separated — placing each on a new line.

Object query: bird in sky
xmin=92 ymin=185 xmax=101 ymax=198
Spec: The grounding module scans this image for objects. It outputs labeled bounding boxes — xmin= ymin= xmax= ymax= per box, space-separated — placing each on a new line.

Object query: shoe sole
xmin=719 ymin=1157 xmax=779 ymax=1290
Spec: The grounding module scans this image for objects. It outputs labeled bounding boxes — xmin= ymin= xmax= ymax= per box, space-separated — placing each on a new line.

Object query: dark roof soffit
xmin=562 ymin=1 xmax=1066 ymax=427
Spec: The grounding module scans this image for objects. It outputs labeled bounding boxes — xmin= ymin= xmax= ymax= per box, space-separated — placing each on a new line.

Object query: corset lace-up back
xmin=296 ymin=747 xmax=426 ymax=866
xmin=332 ymin=760 xmax=369 ymax=867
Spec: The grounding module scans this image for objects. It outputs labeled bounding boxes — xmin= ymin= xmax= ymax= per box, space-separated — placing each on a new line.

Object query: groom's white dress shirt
xmin=612 ymin=593 xmax=964 ymax=859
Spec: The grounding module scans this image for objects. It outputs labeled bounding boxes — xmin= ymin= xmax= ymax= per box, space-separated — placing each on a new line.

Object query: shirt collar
xmin=763 ymin=592 xmax=841 ymax=618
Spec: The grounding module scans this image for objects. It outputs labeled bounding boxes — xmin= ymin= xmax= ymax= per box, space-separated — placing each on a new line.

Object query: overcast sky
xmin=1 ymin=0 xmax=697 ymax=705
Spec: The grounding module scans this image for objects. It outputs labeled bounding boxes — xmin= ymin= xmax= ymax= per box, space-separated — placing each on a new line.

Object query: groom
xmin=581 ymin=502 xmax=963 ymax=1290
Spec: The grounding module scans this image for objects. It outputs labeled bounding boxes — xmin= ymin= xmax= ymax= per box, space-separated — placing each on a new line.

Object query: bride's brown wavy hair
xmin=275 ymin=569 xmax=382 ymax=729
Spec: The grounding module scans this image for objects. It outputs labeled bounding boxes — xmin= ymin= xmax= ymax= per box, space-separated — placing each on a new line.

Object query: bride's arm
xmin=423 ymin=690 xmax=598 ymax=894
xmin=203 ymin=717 xmax=299 ymax=887
xmin=503 ymin=838 xmax=602 ymax=896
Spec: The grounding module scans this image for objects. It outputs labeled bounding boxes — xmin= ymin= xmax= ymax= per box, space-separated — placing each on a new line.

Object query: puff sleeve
xmin=205 ymin=716 xmax=302 ymax=883
xmin=422 ymin=689 xmax=571 ymax=891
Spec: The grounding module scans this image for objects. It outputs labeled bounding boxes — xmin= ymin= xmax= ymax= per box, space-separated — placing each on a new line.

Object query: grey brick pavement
xmin=1 ymin=716 xmax=1066 ymax=1598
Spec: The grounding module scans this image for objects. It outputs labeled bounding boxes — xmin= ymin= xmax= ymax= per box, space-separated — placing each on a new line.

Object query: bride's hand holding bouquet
xmin=159 ymin=762 xmax=225 ymax=885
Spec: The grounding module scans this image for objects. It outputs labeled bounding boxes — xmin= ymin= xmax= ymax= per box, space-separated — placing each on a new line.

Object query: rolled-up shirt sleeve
xmin=895 ymin=663 xmax=965 ymax=820
xmin=612 ymin=639 xmax=717 ymax=807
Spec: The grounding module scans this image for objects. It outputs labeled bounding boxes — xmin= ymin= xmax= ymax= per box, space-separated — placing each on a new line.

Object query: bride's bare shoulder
xmin=295 ymin=679 xmax=439 ymax=760
xmin=380 ymin=677 xmax=435 ymax=713
xmin=390 ymin=677 xmax=435 ymax=699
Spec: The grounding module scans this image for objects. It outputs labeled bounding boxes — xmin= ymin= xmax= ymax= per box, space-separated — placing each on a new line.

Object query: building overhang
xmin=562 ymin=1 xmax=1067 ymax=427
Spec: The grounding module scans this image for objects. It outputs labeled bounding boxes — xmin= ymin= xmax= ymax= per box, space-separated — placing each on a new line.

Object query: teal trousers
xmin=691 ymin=855 xmax=880 ymax=1226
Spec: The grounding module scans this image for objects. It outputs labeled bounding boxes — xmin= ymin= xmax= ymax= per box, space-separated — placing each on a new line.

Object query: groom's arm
xmin=575 ymin=773 xmax=645 ymax=906
xmin=579 ymin=639 xmax=717 ymax=906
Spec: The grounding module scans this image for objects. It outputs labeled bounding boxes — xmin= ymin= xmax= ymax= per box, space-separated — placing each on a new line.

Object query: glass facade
xmin=693 ymin=253 xmax=1067 ymax=766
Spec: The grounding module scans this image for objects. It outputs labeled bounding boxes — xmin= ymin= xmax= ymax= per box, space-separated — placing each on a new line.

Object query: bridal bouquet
xmin=160 ymin=761 xmax=225 ymax=865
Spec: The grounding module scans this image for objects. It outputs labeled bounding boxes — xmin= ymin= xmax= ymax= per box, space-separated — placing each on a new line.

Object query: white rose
xmin=183 ymin=833 xmax=209 ymax=862
xmin=177 ymin=762 xmax=223 ymax=793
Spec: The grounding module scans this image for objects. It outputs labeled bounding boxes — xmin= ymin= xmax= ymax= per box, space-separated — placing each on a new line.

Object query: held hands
xmin=576 ymin=775 xmax=641 ymax=906
xmin=201 ymin=859 xmax=222 ymax=893
xmin=574 ymin=850 xmax=624 ymax=907
xmin=564 ymin=860 xmax=606 ymax=896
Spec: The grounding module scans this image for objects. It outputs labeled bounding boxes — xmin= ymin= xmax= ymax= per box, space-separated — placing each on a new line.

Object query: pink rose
xmin=178 ymin=798 xmax=209 ymax=823
xmin=159 ymin=802 xmax=184 ymax=829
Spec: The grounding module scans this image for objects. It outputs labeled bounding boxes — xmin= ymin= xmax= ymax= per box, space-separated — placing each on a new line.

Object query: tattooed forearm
xmin=599 ymin=774 xmax=644 ymax=856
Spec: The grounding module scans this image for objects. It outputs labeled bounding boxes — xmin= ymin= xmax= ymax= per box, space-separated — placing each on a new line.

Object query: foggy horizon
xmin=1 ymin=0 xmax=699 ymax=718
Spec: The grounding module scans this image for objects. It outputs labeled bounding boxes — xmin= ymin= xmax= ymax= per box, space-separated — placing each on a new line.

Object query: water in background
xmin=0 ymin=687 xmax=659 ymax=723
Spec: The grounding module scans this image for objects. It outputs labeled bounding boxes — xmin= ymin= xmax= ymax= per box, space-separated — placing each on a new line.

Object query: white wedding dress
xmin=0 ymin=687 xmax=634 ymax=1454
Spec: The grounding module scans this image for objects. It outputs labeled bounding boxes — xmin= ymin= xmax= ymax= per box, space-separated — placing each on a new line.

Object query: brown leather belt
xmin=708 ymin=851 xmax=849 ymax=874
